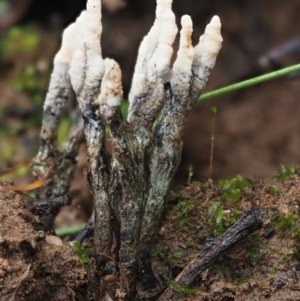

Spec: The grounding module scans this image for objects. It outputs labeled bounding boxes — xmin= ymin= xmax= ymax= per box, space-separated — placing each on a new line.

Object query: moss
xmin=176 ymin=200 xmax=196 ymax=231
xmin=0 ymin=24 xmax=40 ymax=61
xmin=164 ymin=277 xmax=198 ymax=295
xmin=248 ymin=234 xmax=263 ymax=262
xmin=72 ymin=241 xmax=93 ymax=264
xmin=150 ymin=245 xmax=162 ymax=258
xmin=213 ymin=262 xmax=248 ymax=286
xmin=266 ymin=183 xmax=281 ymax=198
xmin=272 ymin=213 xmax=300 ymax=238
xmin=207 ymin=199 xmax=240 ymax=236
xmin=276 ymin=165 xmax=297 ymax=182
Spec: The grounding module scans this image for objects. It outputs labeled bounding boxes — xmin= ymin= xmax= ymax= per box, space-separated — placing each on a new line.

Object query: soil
xmin=2 ymin=171 xmax=300 ymax=300
xmin=0 ymin=183 xmax=86 ymax=301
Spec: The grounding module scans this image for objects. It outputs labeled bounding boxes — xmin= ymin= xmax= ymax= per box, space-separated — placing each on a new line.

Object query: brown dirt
xmin=2 ymin=171 xmax=300 ymax=300
xmin=154 ymin=173 xmax=300 ymax=300
xmin=0 ymin=183 xmax=86 ymax=301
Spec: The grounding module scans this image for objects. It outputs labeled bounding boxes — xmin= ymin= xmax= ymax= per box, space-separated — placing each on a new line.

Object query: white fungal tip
xmin=202 ymin=15 xmax=222 ymax=60
xmin=135 ymin=36 xmax=148 ymax=73
xmin=84 ymin=0 xmax=103 ymax=54
xmin=160 ymin=9 xmax=177 ymax=46
xmin=181 ymin=15 xmax=192 ymax=30
xmin=98 ymin=59 xmax=123 ymax=107
xmin=210 ymin=15 xmax=221 ymax=28
xmin=156 ymin=0 xmax=172 ymax=18
xmin=171 ymin=15 xmax=194 ymax=94
xmin=191 ymin=15 xmax=222 ymax=95
xmin=148 ymin=8 xmax=177 ymax=79
xmin=69 ymin=50 xmax=86 ymax=95
xmin=54 ymin=11 xmax=86 ymax=64
xmin=194 ymin=15 xmax=222 ymax=71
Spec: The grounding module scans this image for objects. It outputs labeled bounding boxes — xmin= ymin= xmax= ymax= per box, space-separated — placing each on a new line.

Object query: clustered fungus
xmin=31 ymin=0 xmax=222 ymax=299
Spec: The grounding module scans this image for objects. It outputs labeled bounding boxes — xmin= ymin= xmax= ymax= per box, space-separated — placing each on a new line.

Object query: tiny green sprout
xmin=166 ymin=250 xmax=187 ymax=266
xmin=150 ymin=245 xmax=162 ymax=257
xmin=72 ymin=241 xmax=93 ymax=264
xmin=293 ymin=247 xmax=300 ymax=261
xmin=164 ymin=277 xmax=197 ymax=295
xmin=168 ymin=250 xmax=186 ymax=262
xmin=170 ymin=190 xmax=181 ymax=198
xmin=273 ymin=214 xmax=294 ymax=229
xmin=276 ymin=165 xmax=297 ymax=181
xmin=267 ymin=184 xmax=280 ymax=198
xmin=187 ymin=165 xmax=194 ymax=186
xmin=211 ymin=106 xmax=218 ymax=113
xmin=270 ymin=267 xmax=277 ymax=275
xmin=219 ymin=175 xmax=253 ymax=191
xmin=272 ymin=213 xmax=300 ymax=238
xmin=176 ymin=200 xmax=196 ymax=231
xmin=280 ymin=251 xmax=289 ymax=262
xmin=213 ymin=263 xmax=247 ymax=286
xmin=208 ymin=106 xmax=218 ymax=179
xmin=218 ymin=175 xmax=254 ymax=202
xmin=208 ymin=200 xmax=238 ymax=237
xmin=248 ymin=234 xmax=263 ymax=262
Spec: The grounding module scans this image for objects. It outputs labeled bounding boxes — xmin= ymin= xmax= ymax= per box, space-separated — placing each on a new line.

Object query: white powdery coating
xmin=82 ymin=0 xmax=105 ymax=86
xmin=69 ymin=50 xmax=86 ymax=95
xmin=98 ymin=59 xmax=123 ymax=107
xmin=128 ymin=37 xmax=148 ymax=103
xmin=135 ymin=36 xmax=148 ymax=74
xmin=129 ymin=0 xmax=175 ymax=102
xmin=84 ymin=0 xmax=102 ymax=53
xmin=172 ymin=15 xmax=194 ymax=92
xmin=43 ymin=63 xmax=70 ymax=110
xmin=54 ymin=11 xmax=86 ymax=64
xmin=144 ymin=0 xmax=172 ymax=68
xmin=193 ymin=15 xmax=222 ymax=81
xmin=148 ymin=9 xmax=177 ymax=82
xmin=129 ymin=73 xmax=148 ymax=103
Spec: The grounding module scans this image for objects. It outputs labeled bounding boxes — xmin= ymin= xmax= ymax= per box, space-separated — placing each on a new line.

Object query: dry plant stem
xmin=158 ymin=210 xmax=262 ymax=301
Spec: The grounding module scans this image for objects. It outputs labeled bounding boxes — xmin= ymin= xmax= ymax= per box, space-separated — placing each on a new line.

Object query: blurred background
xmin=1 ymin=0 xmax=300 ymax=226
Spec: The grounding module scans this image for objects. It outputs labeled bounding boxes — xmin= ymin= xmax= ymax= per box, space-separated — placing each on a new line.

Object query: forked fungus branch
xmin=31 ymin=0 xmax=222 ymax=299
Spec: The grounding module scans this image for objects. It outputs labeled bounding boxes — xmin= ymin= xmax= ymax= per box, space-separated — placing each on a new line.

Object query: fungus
xmin=32 ymin=0 xmax=222 ymax=299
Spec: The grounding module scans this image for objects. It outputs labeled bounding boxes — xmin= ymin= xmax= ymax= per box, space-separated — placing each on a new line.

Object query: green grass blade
xmin=199 ymin=63 xmax=300 ymax=102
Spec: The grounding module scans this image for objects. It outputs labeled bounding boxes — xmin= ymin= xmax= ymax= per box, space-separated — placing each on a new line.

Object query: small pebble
xmin=46 ymin=235 xmax=63 ymax=246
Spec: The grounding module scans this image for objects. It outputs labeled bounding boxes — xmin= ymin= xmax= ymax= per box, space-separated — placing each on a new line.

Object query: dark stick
xmin=158 ymin=210 xmax=262 ymax=301
xmin=75 ymin=221 xmax=94 ymax=243
xmin=27 ymin=194 xmax=72 ymax=217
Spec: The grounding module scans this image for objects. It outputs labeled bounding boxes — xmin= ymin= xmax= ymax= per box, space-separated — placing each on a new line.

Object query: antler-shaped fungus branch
xmin=33 ymin=0 xmax=222 ymax=299
xmin=31 ymin=12 xmax=86 ymax=198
